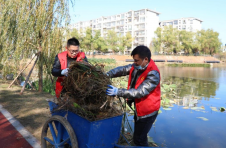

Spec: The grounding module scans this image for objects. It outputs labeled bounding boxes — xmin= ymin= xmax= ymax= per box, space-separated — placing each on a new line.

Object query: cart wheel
xmin=41 ymin=115 xmax=78 ymax=148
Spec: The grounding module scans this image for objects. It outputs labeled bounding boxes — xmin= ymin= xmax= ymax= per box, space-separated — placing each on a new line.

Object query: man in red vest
xmin=52 ymin=37 xmax=87 ymax=98
xmin=106 ymin=45 xmax=160 ymax=146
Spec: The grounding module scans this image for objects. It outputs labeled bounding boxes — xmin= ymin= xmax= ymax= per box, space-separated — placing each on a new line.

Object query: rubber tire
xmin=41 ymin=115 xmax=78 ymax=148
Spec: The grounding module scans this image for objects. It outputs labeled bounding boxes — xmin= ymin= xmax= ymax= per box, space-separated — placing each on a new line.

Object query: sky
xmin=69 ymin=0 xmax=226 ymax=45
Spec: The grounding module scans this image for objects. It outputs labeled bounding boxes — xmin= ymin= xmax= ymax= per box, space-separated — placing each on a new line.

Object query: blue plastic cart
xmin=41 ymin=101 xmax=158 ymax=148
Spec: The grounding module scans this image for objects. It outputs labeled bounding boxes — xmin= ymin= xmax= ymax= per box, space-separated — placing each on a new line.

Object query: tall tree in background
xmin=152 ymin=27 xmax=162 ymax=53
xmin=83 ymin=28 xmax=94 ymax=53
xmin=179 ymin=30 xmax=194 ymax=54
xmin=161 ymin=26 xmax=179 ymax=53
xmin=119 ymin=32 xmax=133 ymax=54
xmin=0 ymin=0 xmax=75 ymax=92
xmin=93 ymin=30 xmax=108 ymax=53
xmin=196 ymin=29 xmax=221 ymax=55
xmin=106 ymin=30 xmax=119 ymax=53
xmin=70 ymin=28 xmax=84 ymax=48
xmin=152 ymin=27 xmax=221 ymax=55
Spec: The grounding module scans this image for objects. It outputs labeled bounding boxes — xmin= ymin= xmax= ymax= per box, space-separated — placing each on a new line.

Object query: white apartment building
xmin=70 ymin=9 xmax=160 ymax=53
xmin=159 ymin=17 xmax=203 ymax=32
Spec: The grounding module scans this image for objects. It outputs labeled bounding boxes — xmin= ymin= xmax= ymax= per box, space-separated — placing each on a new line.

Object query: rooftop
xmin=160 ymin=17 xmax=203 ymax=22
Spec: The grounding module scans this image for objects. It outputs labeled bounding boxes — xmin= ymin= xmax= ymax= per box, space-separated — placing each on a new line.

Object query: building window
xmin=174 ymin=20 xmax=178 ymax=25
xmin=140 ymin=17 xmax=145 ymax=22
xmin=140 ymin=24 xmax=145 ymax=29
xmin=121 ymin=20 xmax=124 ymax=25
xmin=140 ymin=10 xmax=145 ymax=15
xmin=134 ymin=18 xmax=139 ymax=23
xmin=183 ymin=20 xmax=186 ymax=24
xmin=128 ymin=19 xmax=132 ymax=22
xmin=121 ymin=14 xmax=125 ymax=19
xmin=112 ymin=22 xmax=115 ymax=26
xmin=168 ymin=22 xmax=173 ymax=25
xmin=128 ymin=12 xmax=132 ymax=17
xmin=128 ymin=25 xmax=132 ymax=30
xmin=134 ymin=11 xmax=139 ymax=16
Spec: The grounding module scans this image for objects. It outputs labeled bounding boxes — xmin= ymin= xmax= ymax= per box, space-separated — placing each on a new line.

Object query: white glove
xmin=61 ymin=68 xmax=69 ymax=76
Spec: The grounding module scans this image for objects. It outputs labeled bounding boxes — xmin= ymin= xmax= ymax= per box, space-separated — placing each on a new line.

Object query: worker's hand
xmin=61 ymin=68 xmax=69 ymax=76
xmin=106 ymin=85 xmax=118 ymax=96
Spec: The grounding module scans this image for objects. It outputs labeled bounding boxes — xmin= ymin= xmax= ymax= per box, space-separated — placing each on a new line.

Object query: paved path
xmin=0 ymin=105 xmax=41 ymax=148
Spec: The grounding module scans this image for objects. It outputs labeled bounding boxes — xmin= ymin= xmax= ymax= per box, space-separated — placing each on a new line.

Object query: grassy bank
xmin=167 ymin=63 xmax=211 ymax=67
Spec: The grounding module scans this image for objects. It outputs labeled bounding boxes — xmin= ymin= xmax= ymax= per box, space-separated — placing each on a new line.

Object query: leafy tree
xmin=179 ymin=30 xmax=194 ymax=54
xmin=82 ymin=27 xmax=94 ymax=52
xmin=152 ymin=27 xmax=162 ymax=53
xmin=106 ymin=30 xmax=119 ymax=53
xmin=93 ymin=30 xmax=108 ymax=53
xmin=119 ymin=32 xmax=133 ymax=54
xmin=70 ymin=28 xmax=84 ymax=48
xmin=0 ymin=0 xmax=75 ymax=92
xmin=161 ymin=26 xmax=179 ymax=54
xmin=196 ymin=29 xmax=222 ymax=55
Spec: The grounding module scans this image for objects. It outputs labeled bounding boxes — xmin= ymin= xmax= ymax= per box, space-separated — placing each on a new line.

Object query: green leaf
xmin=220 ymin=107 xmax=225 ymax=112
xmin=73 ymin=103 xmax=79 ymax=108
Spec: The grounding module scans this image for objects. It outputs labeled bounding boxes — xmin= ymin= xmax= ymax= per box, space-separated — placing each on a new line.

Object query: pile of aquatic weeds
xmin=54 ymin=61 xmax=122 ymax=121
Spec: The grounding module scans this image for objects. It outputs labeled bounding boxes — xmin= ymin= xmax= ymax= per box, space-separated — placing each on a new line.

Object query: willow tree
xmin=0 ymin=0 xmax=75 ymax=92
xmin=196 ymin=29 xmax=221 ymax=55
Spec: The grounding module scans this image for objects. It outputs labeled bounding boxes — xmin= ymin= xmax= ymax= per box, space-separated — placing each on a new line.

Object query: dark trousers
xmin=133 ymin=113 xmax=158 ymax=146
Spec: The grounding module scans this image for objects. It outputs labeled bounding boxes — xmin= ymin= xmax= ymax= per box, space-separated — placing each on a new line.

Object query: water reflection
xmin=151 ymin=67 xmax=225 ymax=148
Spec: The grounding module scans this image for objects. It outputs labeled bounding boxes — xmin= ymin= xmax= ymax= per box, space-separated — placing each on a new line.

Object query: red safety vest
xmin=127 ymin=60 xmax=161 ymax=116
xmin=55 ymin=51 xmax=85 ymax=98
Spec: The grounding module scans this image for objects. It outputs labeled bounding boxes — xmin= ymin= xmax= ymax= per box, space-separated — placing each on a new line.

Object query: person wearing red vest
xmin=52 ymin=37 xmax=87 ymax=98
xmin=106 ymin=45 xmax=160 ymax=146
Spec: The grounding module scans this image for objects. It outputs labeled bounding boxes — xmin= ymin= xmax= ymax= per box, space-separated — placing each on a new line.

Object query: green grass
xmin=88 ymin=58 xmax=116 ymax=64
xmin=33 ymin=78 xmax=56 ymax=95
xmin=167 ymin=63 xmax=211 ymax=67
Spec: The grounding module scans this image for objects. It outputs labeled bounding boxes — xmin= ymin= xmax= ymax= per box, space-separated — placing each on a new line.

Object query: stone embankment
xmin=87 ymin=55 xmax=220 ymax=64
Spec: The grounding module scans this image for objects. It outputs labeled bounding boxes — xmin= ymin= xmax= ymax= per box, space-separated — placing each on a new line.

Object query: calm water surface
xmin=148 ymin=67 xmax=226 ymax=148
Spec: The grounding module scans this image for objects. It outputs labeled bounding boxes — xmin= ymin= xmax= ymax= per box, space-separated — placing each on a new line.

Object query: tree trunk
xmin=38 ymin=51 xmax=43 ymax=92
xmin=20 ymin=55 xmax=39 ymax=95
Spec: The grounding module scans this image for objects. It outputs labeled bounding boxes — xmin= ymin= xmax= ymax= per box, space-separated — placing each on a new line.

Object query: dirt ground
xmin=0 ymin=80 xmax=53 ymax=143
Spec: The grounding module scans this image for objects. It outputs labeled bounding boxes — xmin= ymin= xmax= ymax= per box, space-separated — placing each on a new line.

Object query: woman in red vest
xmin=52 ymin=37 xmax=87 ymax=98
xmin=106 ymin=46 xmax=161 ymax=146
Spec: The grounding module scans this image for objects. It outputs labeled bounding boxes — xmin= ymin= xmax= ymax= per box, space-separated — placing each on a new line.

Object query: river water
xmin=147 ymin=66 xmax=226 ymax=148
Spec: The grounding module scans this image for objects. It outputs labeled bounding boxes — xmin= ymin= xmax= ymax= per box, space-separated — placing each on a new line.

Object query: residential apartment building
xmin=159 ymin=17 xmax=203 ymax=32
xmin=69 ymin=9 xmax=160 ymax=53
